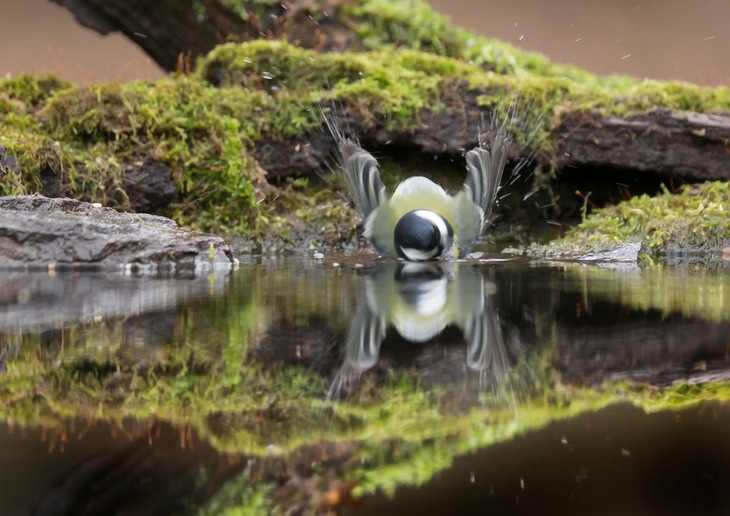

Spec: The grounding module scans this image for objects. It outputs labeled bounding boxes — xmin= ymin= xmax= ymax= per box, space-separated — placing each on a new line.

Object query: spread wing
xmin=464 ymin=141 xmax=509 ymax=225
xmin=454 ymin=131 xmax=512 ymax=256
xmin=338 ymin=141 xmax=387 ymax=219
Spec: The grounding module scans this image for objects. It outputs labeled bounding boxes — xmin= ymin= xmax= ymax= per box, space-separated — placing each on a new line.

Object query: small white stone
xmin=313 ymin=252 xmax=324 ymax=260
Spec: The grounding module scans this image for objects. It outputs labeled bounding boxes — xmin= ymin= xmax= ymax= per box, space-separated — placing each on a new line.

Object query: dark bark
xmin=557 ymin=108 xmax=730 ymax=180
xmin=51 ymin=0 xmax=360 ymax=72
xmin=51 ymin=0 xmax=251 ymax=71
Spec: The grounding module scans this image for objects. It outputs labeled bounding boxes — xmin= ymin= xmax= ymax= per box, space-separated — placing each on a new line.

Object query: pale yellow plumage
xmin=365 ymin=176 xmax=483 ymax=258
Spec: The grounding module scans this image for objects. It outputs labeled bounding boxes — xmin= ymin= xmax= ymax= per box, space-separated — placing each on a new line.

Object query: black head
xmin=393 ymin=210 xmax=454 ymax=261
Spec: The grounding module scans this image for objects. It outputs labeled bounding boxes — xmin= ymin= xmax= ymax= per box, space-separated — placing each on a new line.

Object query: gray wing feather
xmin=464 ymin=141 xmax=508 ymax=223
xmin=455 ymin=135 xmax=510 ymax=255
xmin=339 ymin=141 xmax=386 ymax=218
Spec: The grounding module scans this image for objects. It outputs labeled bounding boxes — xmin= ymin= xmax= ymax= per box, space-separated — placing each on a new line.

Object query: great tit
xmin=331 ymin=118 xmax=514 ymax=261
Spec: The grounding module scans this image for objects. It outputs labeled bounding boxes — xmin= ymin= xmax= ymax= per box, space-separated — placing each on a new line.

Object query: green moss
xmin=0 ymin=73 xmax=71 ymax=106
xmin=32 ymin=77 xmax=276 ymax=229
xmin=2 ymin=2 xmax=730 ymax=245
xmin=341 ymin=0 xmax=570 ymax=78
xmin=527 ymin=181 xmax=730 ymax=260
xmin=199 ymin=40 xmax=484 ymax=131
xmin=341 ymin=0 xmax=730 ymax=112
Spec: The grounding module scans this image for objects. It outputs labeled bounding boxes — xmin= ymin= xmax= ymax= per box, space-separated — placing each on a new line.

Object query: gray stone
xmin=0 ymin=195 xmax=234 ymax=272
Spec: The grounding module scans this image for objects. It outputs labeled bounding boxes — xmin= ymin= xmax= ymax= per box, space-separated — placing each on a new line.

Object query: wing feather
xmin=339 ymin=141 xmax=386 ymax=219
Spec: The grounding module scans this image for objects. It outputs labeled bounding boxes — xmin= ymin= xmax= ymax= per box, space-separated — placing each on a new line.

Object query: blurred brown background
xmin=1 ymin=0 xmax=728 ymax=85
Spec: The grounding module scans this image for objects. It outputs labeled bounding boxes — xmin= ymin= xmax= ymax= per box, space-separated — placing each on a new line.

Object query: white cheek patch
xmin=401 ymin=247 xmax=439 ymax=261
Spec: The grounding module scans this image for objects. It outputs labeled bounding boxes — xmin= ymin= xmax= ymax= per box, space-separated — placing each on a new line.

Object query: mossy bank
xmin=2 ymin=0 xmax=730 ymax=255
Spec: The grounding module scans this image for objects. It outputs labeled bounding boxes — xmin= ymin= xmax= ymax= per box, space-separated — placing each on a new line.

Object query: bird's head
xmin=393 ymin=209 xmax=454 ymax=261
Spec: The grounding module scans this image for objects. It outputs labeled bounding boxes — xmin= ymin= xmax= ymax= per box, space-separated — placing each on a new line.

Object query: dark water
xmin=366 ymin=403 xmax=730 ymax=516
xmin=1 ymin=256 xmax=730 ymax=514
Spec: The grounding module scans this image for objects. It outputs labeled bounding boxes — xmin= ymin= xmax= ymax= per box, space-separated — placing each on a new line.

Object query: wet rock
xmin=0 ymin=195 xmax=234 ymax=271
xmin=569 ymin=242 xmax=643 ymax=263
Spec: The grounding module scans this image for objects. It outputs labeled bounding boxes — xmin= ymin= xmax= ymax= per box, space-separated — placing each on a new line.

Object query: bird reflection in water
xmin=329 ymin=263 xmax=510 ymax=400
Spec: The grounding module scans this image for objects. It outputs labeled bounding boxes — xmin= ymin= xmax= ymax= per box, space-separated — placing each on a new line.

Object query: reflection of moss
xmin=3 ymin=266 xmax=730 ymax=511
xmin=526 ymin=181 xmax=730 ymax=260
xmin=558 ymin=262 xmax=730 ymax=322
xmin=201 ymin=471 xmax=276 ymax=515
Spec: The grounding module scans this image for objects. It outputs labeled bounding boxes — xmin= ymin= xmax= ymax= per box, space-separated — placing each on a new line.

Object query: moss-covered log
xmin=0 ymin=1 xmax=724 ymax=256
xmin=50 ymin=0 xmax=730 ymax=181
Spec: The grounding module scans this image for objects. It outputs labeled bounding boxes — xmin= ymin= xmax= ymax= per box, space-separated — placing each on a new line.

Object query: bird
xmin=329 ymin=114 xmax=516 ymax=261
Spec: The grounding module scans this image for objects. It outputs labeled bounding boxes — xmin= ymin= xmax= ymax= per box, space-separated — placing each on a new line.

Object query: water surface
xmin=1 ymin=255 xmax=729 ymax=514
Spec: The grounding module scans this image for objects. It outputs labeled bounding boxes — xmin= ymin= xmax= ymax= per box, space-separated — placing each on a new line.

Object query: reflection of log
xmin=33 ymin=423 xmax=247 ymax=515
xmin=554 ymin=301 xmax=730 ymax=386
xmin=33 ymin=421 xmax=360 ymax=515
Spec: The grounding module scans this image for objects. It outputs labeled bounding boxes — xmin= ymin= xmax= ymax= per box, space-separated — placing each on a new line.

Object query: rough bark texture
xmin=557 ymin=109 xmax=730 ymax=180
xmin=254 ymin=84 xmax=524 ymax=180
xmin=38 ymin=157 xmax=178 ymax=213
xmin=51 ymin=0 xmax=360 ymax=71
xmin=0 ymin=196 xmax=234 ymax=271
